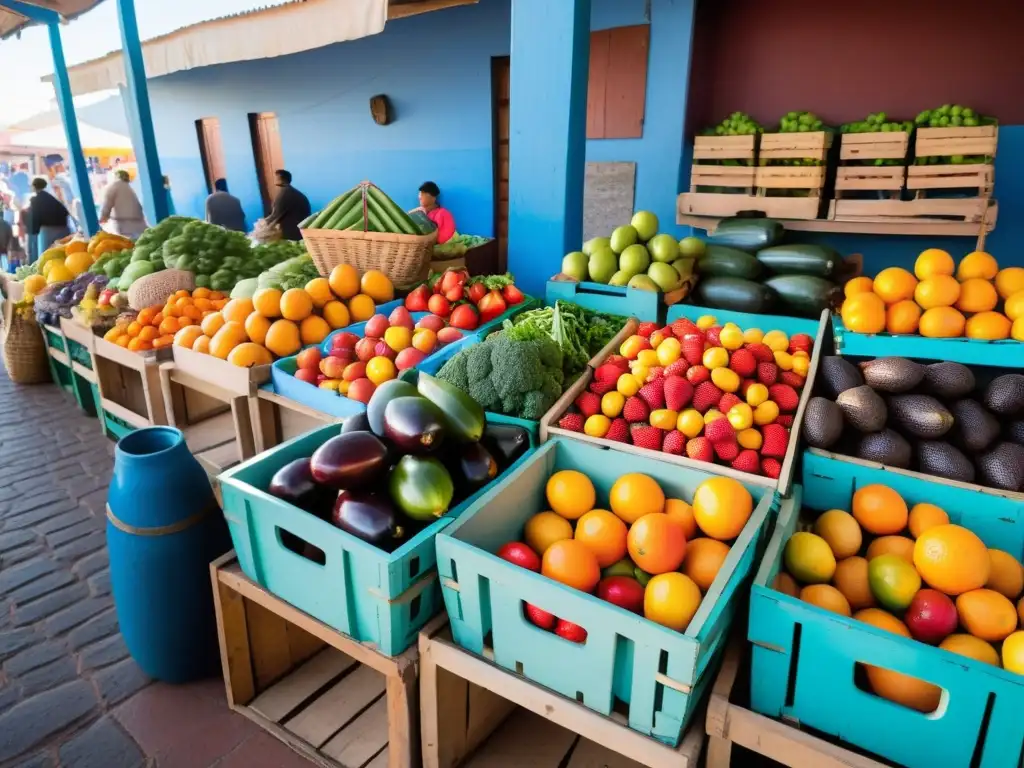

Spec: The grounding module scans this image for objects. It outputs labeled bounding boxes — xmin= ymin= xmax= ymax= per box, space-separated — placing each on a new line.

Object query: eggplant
xmin=389 ymin=455 xmax=455 ymax=521
xmin=480 ymin=424 xmax=531 ymax=469
xmin=366 ymin=380 xmax=418 ymax=436
xmin=310 ymin=432 xmax=388 ymax=489
xmin=383 ymin=397 xmax=446 ymax=454
xmin=453 ymin=441 xmax=498 ymax=492
xmin=268 ymin=458 xmax=332 ymax=514
xmin=332 ymin=490 xmax=405 ymax=547
xmin=340 ymin=412 xmax=371 ymax=434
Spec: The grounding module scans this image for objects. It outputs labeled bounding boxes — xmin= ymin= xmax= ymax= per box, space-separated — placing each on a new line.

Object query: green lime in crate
xmin=749 ymin=449 xmax=1024 ymax=768
xmin=436 ymin=436 xmax=784 ymax=745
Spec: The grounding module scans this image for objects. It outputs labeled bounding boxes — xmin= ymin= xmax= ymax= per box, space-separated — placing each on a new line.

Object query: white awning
xmin=9 ymin=122 xmax=131 ymax=151
xmin=0 ymin=0 xmax=106 ymax=40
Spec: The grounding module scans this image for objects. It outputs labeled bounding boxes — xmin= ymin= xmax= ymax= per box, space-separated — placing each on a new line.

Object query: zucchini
xmin=330 ymin=192 xmax=366 ymax=230
xmin=298 ymin=212 xmax=317 ymax=229
xmin=695 ymin=277 xmax=777 ymax=314
xmin=710 ymin=217 xmax=784 ymax=253
xmin=367 ymin=186 xmax=419 ymax=236
xmin=310 ymin=191 xmax=350 ymax=228
xmin=366 ymin=192 xmax=404 ymax=234
xmin=697 ymin=245 xmax=762 ymax=280
xmin=756 ymin=244 xmax=840 ymax=278
xmin=763 ymin=275 xmax=839 ymax=318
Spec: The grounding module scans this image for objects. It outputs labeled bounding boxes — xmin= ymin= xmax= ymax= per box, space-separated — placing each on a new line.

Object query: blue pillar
xmin=506 ymin=0 xmax=591 ymax=297
xmin=116 ymin=0 xmax=167 ymax=224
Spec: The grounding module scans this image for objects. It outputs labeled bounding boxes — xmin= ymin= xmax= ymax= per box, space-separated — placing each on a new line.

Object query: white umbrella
xmin=8 ymin=122 xmax=132 ymax=153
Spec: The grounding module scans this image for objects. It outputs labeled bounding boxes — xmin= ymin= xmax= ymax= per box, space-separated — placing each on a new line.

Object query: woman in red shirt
xmin=414 ymin=181 xmax=456 ymax=244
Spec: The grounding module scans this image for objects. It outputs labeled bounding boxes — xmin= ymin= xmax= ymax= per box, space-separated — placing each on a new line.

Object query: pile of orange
xmin=179 ymin=265 xmax=393 ymax=367
xmin=102 ymin=288 xmax=229 ymax=352
xmin=841 ymin=249 xmax=1024 ymax=341
xmin=512 ymin=471 xmax=753 ymax=634
xmin=776 ymin=484 xmax=1024 ymax=713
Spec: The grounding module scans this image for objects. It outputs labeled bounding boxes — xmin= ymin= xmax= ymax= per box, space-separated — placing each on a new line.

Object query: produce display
xmin=432 ymin=233 xmax=490 ymax=258
xmin=251 ymin=252 xmax=320 ymax=294
xmin=33 ymin=273 xmax=112 ymax=327
xmin=776 ymin=110 xmax=826 ymax=134
xmin=265 ymin=377 xmax=531 ymax=553
xmin=160 ymin=220 xmax=256 ymax=291
xmin=404 ymin=268 xmax=526 ymax=330
xmin=840 ymin=112 xmax=914 ymax=136
xmin=914 ymin=105 xmax=997 ymax=165
xmin=16 ymin=231 xmax=132 ymax=282
xmin=103 ymin=288 xmax=229 ymax=352
xmin=496 ymin=471 xmax=754 ymax=640
xmin=775 ymin=484 xmax=1024 ymax=710
xmin=561 ymin=211 xmax=696 ymax=293
xmin=840 ymin=249 xmax=1023 ymax=342
xmin=805 ymin=355 xmax=1024 ymax=491
xmin=700 ymin=111 xmax=764 ymax=138
xmin=303 ymin=181 xmax=427 ymax=236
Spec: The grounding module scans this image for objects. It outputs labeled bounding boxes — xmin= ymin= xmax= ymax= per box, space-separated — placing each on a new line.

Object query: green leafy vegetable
xmin=503 ymin=300 xmax=625 ymax=377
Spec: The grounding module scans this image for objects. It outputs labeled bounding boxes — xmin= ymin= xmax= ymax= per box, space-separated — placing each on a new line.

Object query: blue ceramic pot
xmin=107 ymin=427 xmax=230 ymax=683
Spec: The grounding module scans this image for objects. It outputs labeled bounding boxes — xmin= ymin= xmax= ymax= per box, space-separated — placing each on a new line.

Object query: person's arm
xmin=28 ymin=202 xmax=41 ymax=236
xmin=263 ymin=190 xmax=287 ymax=227
xmin=205 ymin=196 xmax=214 ymax=223
xmin=99 ymin=184 xmax=115 ymax=223
xmin=434 ymin=208 xmax=456 ymax=244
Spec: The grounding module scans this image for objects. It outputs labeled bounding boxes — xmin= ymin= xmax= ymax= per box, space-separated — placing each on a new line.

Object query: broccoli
xmin=436 ymin=351 xmax=470 ymax=391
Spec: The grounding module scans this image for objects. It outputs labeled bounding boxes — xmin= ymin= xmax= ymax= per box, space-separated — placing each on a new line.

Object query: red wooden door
xmin=250 ymin=112 xmax=285 ymax=214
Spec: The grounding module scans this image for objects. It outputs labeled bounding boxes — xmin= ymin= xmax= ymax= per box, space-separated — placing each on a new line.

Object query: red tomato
xmin=427 ymin=294 xmax=451 ymax=317
xmin=497 ymin=541 xmax=541 ymax=571
xmin=449 ymin=304 xmax=480 ymax=330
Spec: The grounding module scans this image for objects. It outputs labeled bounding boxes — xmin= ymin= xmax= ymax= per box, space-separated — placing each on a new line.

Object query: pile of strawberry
xmin=556 ymin=316 xmax=815 ymax=478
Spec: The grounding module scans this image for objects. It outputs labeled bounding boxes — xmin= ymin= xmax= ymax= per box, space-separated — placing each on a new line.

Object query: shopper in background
xmin=412 ymin=181 xmax=455 ymax=244
xmin=27 ymin=177 xmax=71 ymax=261
xmin=99 ymin=169 xmax=146 ymax=239
xmin=205 ymin=179 xmax=247 ymax=233
xmin=264 ymin=169 xmax=310 ymax=241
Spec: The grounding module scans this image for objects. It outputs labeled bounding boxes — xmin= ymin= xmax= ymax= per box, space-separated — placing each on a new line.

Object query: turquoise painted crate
xmin=748 ymin=450 xmax=1024 ymax=768
xmin=834 ymin=316 xmax=1024 ymax=368
xmin=436 ymin=437 xmax=783 ymax=745
xmin=66 ymin=338 xmax=94 ymax=371
xmin=667 ymin=303 xmax=822 ymax=338
xmin=218 ymin=419 xmax=537 ymax=656
xmin=546 ymin=280 xmax=663 ymax=322
xmin=102 ymin=410 xmax=136 ymax=441
xmin=42 ymin=325 xmax=66 ymax=353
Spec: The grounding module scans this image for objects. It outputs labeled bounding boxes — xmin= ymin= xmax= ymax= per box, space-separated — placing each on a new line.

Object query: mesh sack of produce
xmin=251 ymin=218 xmax=282 ymax=245
xmin=1 ymin=301 xmax=50 ymax=384
xmin=127 ymin=269 xmax=196 ymax=310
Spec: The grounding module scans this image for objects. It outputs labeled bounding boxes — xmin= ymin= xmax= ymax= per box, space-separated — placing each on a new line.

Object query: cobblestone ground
xmin=0 ymin=367 xmax=314 ymax=768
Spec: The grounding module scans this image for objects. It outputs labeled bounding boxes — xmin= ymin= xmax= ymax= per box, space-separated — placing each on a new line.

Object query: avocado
xmin=856 ymin=429 xmax=912 ymax=468
xmin=983 ymin=374 xmax=1024 ymax=417
xmin=836 ymin=385 xmax=887 ymax=432
xmin=888 ymin=394 xmax=954 ymax=439
xmin=820 ymin=356 xmax=864 ymax=399
xmin=923 ymin=362 xmax=975 ymax=400
xmin=977 ymin=442 xmax=1024 ymax=491
xmin=802 ymin=397 xmax=844 ymax=449
xmin=950 ymin=399 xmax=1000 ymax=453
xmin=1008 ymin=421 xmax=1024 ymax=445
xmin=917 ymin=441 xmax=975 ymax=484
xmin=859 ymin=357 xmax=925 ymax=393
xmin=388 ymin=455 xmax=455 ymax=521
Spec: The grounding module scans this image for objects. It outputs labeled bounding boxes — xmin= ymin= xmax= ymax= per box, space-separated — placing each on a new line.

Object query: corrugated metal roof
xmin=0 ymin=0 xmax=106 ymax=40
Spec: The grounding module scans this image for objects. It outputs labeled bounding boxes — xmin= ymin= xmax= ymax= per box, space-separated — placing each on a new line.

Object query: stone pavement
xmin=0 ymin=366 xmax=315 ymax=768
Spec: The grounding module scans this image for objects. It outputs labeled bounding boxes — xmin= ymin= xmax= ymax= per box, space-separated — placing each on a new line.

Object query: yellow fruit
xmin=986 ymin=550 xmax=1024 ymax=600
xmin=742 ymin=327 xmax=764 ymax=344
xmin=865 ymin=535 xmax=915 ymax=564
xmin=693 ymin=477 xmax=752 ymax=541
xmin=664 ymin=498 xmax=697 ymax=540
xmin=300 ymin=315 xmax=331 ymax=345
xmin=347 ymin=294 xmax=376 ymax=322
xmin=617 ymin=373 xmax=640 ymax=396
xmin=222 ymin=298 xmax=255 ymax=324
xmin=841 ymin=292 xmax=886 ymax=334
xmin=996 ymin=267 xmax=1024 ymax=300
xmin=957 ymin=589 xmax=1018 ymax=642
xmin=886 ymin=300 xmax=921 ymax=335
xmin=524 ymin=511 xmax=573 ymax=556
xmin=304 ymin=277 xmax=334 ymax=308
xmin=252 ymin=288 xmax=282 ymax=318
xmin=384 ymin=325 xmax=412 ymax=351
xmin=1005 ymin=291 xmax=1024 ymax=322
xmin=365 ymin=355 xmax=397 ymax=385
xmin=737 ymin=428 xmax=762 ymax=450
xmin=244 ymin=312 xmax=271 ymax=346
xmin=914 ymin=524 xmax=991 ymax=595
xmin=792 ymin=355 xmax=809 ymax=376
xmin=644 ymin=573 xmax=702 ymax=631
xmin=833 ymin=556 xmax=875 ymax=610
xmin=360 ymin=269 xmax=395 ymax=303
xmin=23 ymin=274 xmax=46 ymax=294
xmin=280 ymin=289 xmax=314 ymax=322
xmin=609 ymin=473 xmax=664 ymax=524
xmin=696 ymin=314 xmax=717 ymax=330
xmin=681 ymin=538 xmax=731 ymax=592
xmin=703 ymin=347 xmax=728 ymax=370
xmin=64 ymin=250 xmax=92 ymax=276
xmin=873 ymin=267 xmax=917 ymax=304
xmin=718 ymin=326 xmax=743 ymax=350
xmin=173 ymin=326 xmax=204 ymax=349
xmin=965 ymin=311 xmax=1011 ymax=341
xmin=844 ymin=276 xmax=874 ymax=298
xmin=908 ymin=503 xmax=949 ymax=539
xmin=919 ymin=306 xmax=966 ymax=338
xmin=784 ymin=532 xmax=836 ymax=584
xmin=677 ymin=409 xmax=703 ymax=438
xmin=46 ymin=263 xmax=72 ymax=284
xmin=650 ymin=408 xmax=678 ymax=430
xmin=201 ymin=311 xmax=226 ymax=337
xmin=192 ymin=335 xmax=211 ymax=354
xmin=227 ymin=342 xmax=273 ymax=368
xmin=1001 ymin=631 xmax=1024 ymax=674
xmin=762 ymin=330 xmax=789 ymax=352
xmin=601 ymin=391 xmax=625 ymax=418
xmin=914 ymin=275 xmax=960 ymax=309
xmin=727 ymin=403 xmax=753 ymax=431
xmin=637 ymin=349 xmax=659 ymax=368
xmin=753 ymin=401 xmax=779 ymax=426
xmin=851 ymin=484 xmax=907 ymax=535
xmin=957 ymin=251 xmax=998 ymax=281
xmin=209 ymin=321 xmax=247 ymax=359
xmin=328 ymin=264 xmax=360 ymax=299
xmin=940 ymin=634 xmax=999 ymax=666
xmin=656 ymin=337 xmax=681 ymax=365
xmin=813 ymin=509 xmax=862 ymax=560
xmin=548 ymin=470 xmax=597 ymax=521
xmin=746 ymin=383 xmax=768 ymax=406
xmin=956 ymin=278 xmax=999 ymax=313
xmin=914 ymin=248 xmax=955 ymax=280
xmin=322 ymin=300 xmax=351 ymax=329
xmin=711 ymin=367 xmax=740 ymax=393
xmin=800 ymin=584 xmax=851 ymax=616
xmin=264 ymin=319 xmax=301 ymax=358
xmin=1014 ymin=317 xmax=1024 ymax=343
xmin=631 ymin=367 xmax=649 ymax=386
xmin=703 ymin=408 xmax=723 ymax=423
xmin=773 ymin=350 xmax=793 ymax=371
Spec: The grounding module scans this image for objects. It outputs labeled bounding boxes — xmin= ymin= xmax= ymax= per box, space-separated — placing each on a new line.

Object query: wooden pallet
xmin=419 ymin=620 xmax=705 ymax=768
xmin=211 ymin=552 xmax=418 ymax=768
xmin=250 ymin=387 xmax=341 ymax=454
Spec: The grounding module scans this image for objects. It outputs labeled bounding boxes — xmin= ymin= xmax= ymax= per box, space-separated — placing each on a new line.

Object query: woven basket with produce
xmin=2 ymin=295 xmax=50 ymax=384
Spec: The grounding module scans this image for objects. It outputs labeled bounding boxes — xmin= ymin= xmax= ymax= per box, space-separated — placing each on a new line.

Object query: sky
xmin=0 ymin=0 xmax=290 ymax=127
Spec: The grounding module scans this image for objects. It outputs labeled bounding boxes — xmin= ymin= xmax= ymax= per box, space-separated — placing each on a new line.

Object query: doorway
xmin=248 ymin=112 xmax=285 ymax=215
xmin=195 ymin=117 xmax=225 ymax=194
xmin=491 ymin=57 xmax=510 ymax=271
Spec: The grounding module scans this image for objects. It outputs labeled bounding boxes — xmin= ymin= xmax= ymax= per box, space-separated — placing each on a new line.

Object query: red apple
xmin=342 ymin=361 xmax=367 ymax=382
xmin=554 ymin=619 xmax=587 ymax=644
xmin=374 ymin=340 xmax=397 ymax=361
xmin=319 ymin=356 xmax=345 ymax=379
xmin=415 ymin=315 xmax=446 ymax=333
xmin=497 ymin=542 xmax=541 ymax=572
xmin=395 ymin=347 xmax=426 ymax=371
xmin=296 ymin=347 xmax=322 ymax=371
xmin=596 ymin=576 xmax=645 ymax=615
xmin=905 ymin=589 xmax=958 ymax=645
xmin=524 ymin=603 xmax=556 ymax=631
xmin=331 ymin=331 xmax=360 ymax=351
xmin=295 ymin=368 xmax=318 ymax=385
xmin=355 ymin=336 xmax=378 ymax=362
xmin=427 ymin=294 xmax=451 ymax=318
xmin=364 ymin=314 xmax=390 ymax=338
xmin=316 ymin=374 xmax=327 ymax=383
xmin=347 ymin=378 xmax=375 ymax=404
xmin=436 ymin=327 xmax=464 ymax=346
xmin=388 ymin=306 xmax=414 ymax=330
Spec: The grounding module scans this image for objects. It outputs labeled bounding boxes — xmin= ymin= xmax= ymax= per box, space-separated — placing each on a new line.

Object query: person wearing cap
xmin=412 ymin=181 xmax=455 ymax=244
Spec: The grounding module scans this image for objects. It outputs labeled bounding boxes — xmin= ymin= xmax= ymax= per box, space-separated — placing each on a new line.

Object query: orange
xmin=682 ymin=537 xmax=730 ymax=592
xmin=865 ymin=535 xmax=915 ymax=564
xmin=546 ymin=470 xmax=596 ymax=521
xmin=173 ymin=326 xmax=204 ymax=348
xmin=365 ymin=356 xmax=397 ymax=385
xmin=608 ymin=473 xmax=665 ymax=524
xmin=347 ymin=294 xmax=376 ymax=323
xmin=664 ymin=498 xmax=697 ymax=540
xmin=965 ymin=311 xmax=1011 ymax=340
xmin=956 ymin=251 xmax=998 ymax=281
xmin=322 ymin=300 xmax=352 ymax=330
xmin=244 ymin=312 xmax=271 ymax=346
xmin=956 ymin=589 xmax=1017 ymax=642
xmin=843 ymin=276 xmax=874 ymax=299
xmin=995 ymin=267 xmax=1024 ymax=300
xmin=227 ymin=343 xmax=273 ymax=368
xmin=264 ymin=319 xmax=301 ymax=358
xmin=127 ymin=337 xmax=144 ymax=352
xmin=153 ymin=335 xmax=174 ymax=349
xmin=178 ymin=317 xmax=197 ymax=329
xmin=280 ymin=288 xmax=314 ymax=322
xmin=986 ymin=549 xmax=1023 ymax=600
xmin=201 ymin=312 xmax=226 ymax=337
xmin=813 ymin=509 xmax=862 ymax=560
xmin=174 ymin=295 xmax=193 ymax=310
xmin=304 ymin=277 xmax=334 ymax=308
xmin=300 ymin=315 xmax=331 ymax=345
xmin=163 ymin=304 xmax=181 ymax=318
xmin=832 ymin=556 xmax=875 ymax=610
xmin=209 ymin=291 xmax=226 ymax=301
xmin=914 ymin=275 xmax=960 ymax=309
xmin=800 ymin=584 xmax=851 ymax=616
xmin=851 ymin=484 xmax=907 ymax=535
xmin=360 ymin=269 xmax=395 ymax=303
xmin=773 ymin=571 xmax=799 ymax=597
xmin=151 ymin=312 xmax=164 ymax=326
xmin=644 ymin=573 xmax=702 ymax=631
xmin=182 ymin=304 xmax=203 ymax=322
xmin=628 ymin=513 xmax=687 ymax=575
xmin=222 ymin=298 xmax=255 ymax=324
xmin=158 ymin=317 xmax=179 ymax=337
xmin=192 ymin=287 xmax=211 ymax=299
xmin=692 ymin=477 xmax=752 ymax=541
xmin=784 ymin=532 xmax=836 ymax=584
xmin=252 ymin=288 xmax=282 ymax=318
xmin=193 ymin=297 xmax=213 ymax=312
xmin=1002 ymin=631 xmax=1024 ymax=674
xmin=192 ymin=335 xmax=211 ymax=354
xmin=855 ymin=608 xmax=941 ymax=713
xmin=1019 ymin=596 xmax=1024 ymax=628
xmin=138 ymin=325 xmax=159 ymax=342
xmin=914 ymin=524 xmax=990 ymax=595
xmin=125 ymin=321 xmax=142 ymax=338
xmin=328 ymin=263 xmax=360 ymax=300
xmin=1006 ymin=291 xmax=1024 ymax=322
xmin=956 ymin=278 xmax=998 ymax=313
xmin=136 ymin=307 xmax=157 ymax=326
xmin=872 ymin=267 xmax=917 ymax=304
xmin=840 ymin=292 xmax=886 ymax=334
xmin=919 ymin=306 xmax=966 ymax=338
xmin=855 ymin=607 xmax=909 ymax=636
xmin=541 ymin=539 xmax=600 ymax=593
xmin=939 ymin=634 xmax=999 ymax=666
xmin=574 ymin=509 xmax=627 ymax=568
xmin=1014 ymin=317 xmax=1024 ymax=342
xmin=914 ymin=248 xmax=955 ymax=280
xmin=908 ymin=503 xmax=949 ymax=538
xmin=523 ymin=511 xmax=572 ymax=556
xmin=210 ymin=321 xmax=247 ymax=359
xmin=174 ymin=289 xmax=190 ymax=298
xmin=885 ymin=300 xmax=921 ymax=335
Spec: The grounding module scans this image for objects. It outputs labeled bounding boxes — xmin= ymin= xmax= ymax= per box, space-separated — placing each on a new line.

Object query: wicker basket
xmin=302 ymin=228 xmax=437 ymax=287
xmin=1 ymin=304 xmax=50 ymax=384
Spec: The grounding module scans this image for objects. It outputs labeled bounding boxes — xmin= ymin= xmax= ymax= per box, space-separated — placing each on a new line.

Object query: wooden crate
xmin=59 ymin=317 xmax=101 ymax=417
xmin=93 ymin=337 xmax=170 ymax=439
xmin=753 ymin=131 xmax=832 ymax=219
xmin=420 ymin=619 xmax=705 ymax=768
xmin=250 ymin=388 xmax=342 ymax=454
xmin=211 ymin=552 xmax=418 ymax=768
xmin=678 ymin=135 xmax=758 ymax=218
xmin=830 ymin=130 xmax=911 ymax=222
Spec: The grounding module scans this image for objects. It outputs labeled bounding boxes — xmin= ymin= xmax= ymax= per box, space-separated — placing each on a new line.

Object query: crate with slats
xmin=752 ymin=131 xmax=833 ymax=219
xmin=677 ymin=135 xmax=760 ymax=218
xmin=829 ymin=130 xmax=911 ymax=221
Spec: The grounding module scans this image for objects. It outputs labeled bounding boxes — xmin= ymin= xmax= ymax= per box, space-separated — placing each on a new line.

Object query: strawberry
xmin=639 ymin=379 xmax=665 ymax=410
xmin=718 ymin=393 xmax=743 ymax=412
xmin=731 ymin=449 xmax=761 ymax=475
xmin=647 ymin=366 xmax=665 ymax=382
xmin=729 ymin=348 xmax=757 ymax=377
xmin=664 ymin=376 xmax=693 ymax=411
xmin=745 ymin=342 xmax=775 ymax=363
xmin=662 ymin=430 xmax=686 ymax=455
xmin=589 ymin=377 xmax=617 ymax=396
xmin=605 ymin=417 xmax=629 ymax=443
xmin=692 ymin=381 xmax=723 ymax=413
xmin=788 ymin=333 xmax=814 ymax=355
xmin=664 ymin=360 xmax=689 ymax=377
xmin=682 ymin=333 xmax=706 ymax=366
xmin=768 ymin=384 xmax=800 ymax=412
xmin=574 ymin=391 xmax=600 ymax=418
xmin=558 ymin=412 xmax=584 ymax=432
xmin=761 ymin=457 xmax=782 ymax=479
xmin=605 ymin=354 xmax=631 ymax=371
xmin=555 ymin=619 xmax=588 ymax=643
xmin=686 ymin=437 xmax=714 ymax=462
xmin=756 ymin=362 xmax=778 ymax=386
xmin=739 ymin=378 xmax=757 ymax=397
xmin=594 ymin=363 xmax=623 ymax=383
xmin=672 ymin=318 xmax=700 ymax=339
xmin=761 ymin=424 xmax=789 ymax=458
xmin=714 ymin=440 xmax=740 ymax=461
xmin=623 ymin=396 xmax=650 ymax=423
xmin=776 ymin=414 xmax=794 ymax=428
xmin=630 ymin=425 xmax=665 ymax=450
xmin=686 ymin=365 xmax=711 ymax=385
xmin=637 ymin=321 xmax=659 ymax=338
xmin=525 ymin=603 xmax=556 ymax=630
xmin=780 ymin=371 xmax=805 ymax=389
xmin=705 ymin=326 xmax=723 ymax=347
xmin=704 ymin=417 xmax=735 ymax=444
